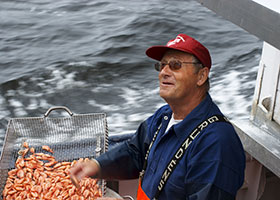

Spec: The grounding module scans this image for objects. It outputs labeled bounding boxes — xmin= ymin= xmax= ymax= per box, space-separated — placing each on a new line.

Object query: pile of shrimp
xmin=2 ymin=142 xmax=102 ymax=200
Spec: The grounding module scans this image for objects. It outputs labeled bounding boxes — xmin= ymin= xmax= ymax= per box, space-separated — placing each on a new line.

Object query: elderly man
xmin=70 ymin=34 xmax=245 ymax=200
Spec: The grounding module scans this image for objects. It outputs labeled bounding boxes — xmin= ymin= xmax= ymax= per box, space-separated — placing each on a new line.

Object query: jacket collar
xmin=171 ymin=93 xmax=213 ymax=140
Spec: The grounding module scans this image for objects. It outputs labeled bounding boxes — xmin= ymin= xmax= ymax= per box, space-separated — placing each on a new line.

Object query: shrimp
xmin=3 ymin=144 xmax=102 ymax=199
xmin=42 ymin=145 xmax=54 ymax=153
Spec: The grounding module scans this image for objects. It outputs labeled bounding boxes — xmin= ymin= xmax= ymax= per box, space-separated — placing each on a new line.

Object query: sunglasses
xmin=154 ymin=60 xmax=200 ymax=72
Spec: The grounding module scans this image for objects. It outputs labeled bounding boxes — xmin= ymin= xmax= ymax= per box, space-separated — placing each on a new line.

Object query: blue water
xmin=0 ymin=0 xmax=262 ymax=152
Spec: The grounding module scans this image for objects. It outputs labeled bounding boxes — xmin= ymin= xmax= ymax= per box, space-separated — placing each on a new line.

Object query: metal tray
xmin=0 ymin=106 xmax=109 ymax=199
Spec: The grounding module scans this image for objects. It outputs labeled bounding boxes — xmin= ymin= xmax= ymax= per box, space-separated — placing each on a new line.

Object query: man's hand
xmin=69 ymin=159 xmax=101 ymax=186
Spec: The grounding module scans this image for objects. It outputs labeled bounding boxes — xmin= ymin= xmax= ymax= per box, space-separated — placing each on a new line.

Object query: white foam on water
xmin=51 ymin=70 xmax=87 ymax=90
xmin=0 ymin=67 xmax=90 ymax=120
xmin=119 ymin=87 xmax=142 ymax=108
xmin=89 ymin=83 xmax=163 ymax=135
xmin=68 ymin=61 xmax=92 ymax=67
xmin=107 ymin=113 xmax=135 ymax=135
xmin=88 ymin=99 xmax=121 ymax=112
xmin=8 ymin=99 xmax=23 ymax=108
xmin=18 ymin=90 xmax=43 ymax=98
xmin=91 ymin=83 xmax=115 ymax=93
xmin=37 ymin=68 xmax=88 ymax=94
xmin=6 ymin=90 xmax=16 ymax=97
xmin=106 ymin=84 xmax=165 ymax=134
xmin=211 ymin=68 xmax=254 ymax=120
xmin=0 ymin=96 xmax=11 ymax=118
xmin=8 ymin=99 xmax=28 ymax=116
xmin=140 ymin=86 xmax=159 ymax=97
xmin=39 ymin=99 xmax=52 ymax=109
xmin=120 ymin=86 xmax=160 ymax=106
xmin=127 ymin=113 xmax=152 ymax=122
xmin=26 ymin=98 xmax=39 ymax=110
xmin=24 ymin=98 xmax=53 ymax=112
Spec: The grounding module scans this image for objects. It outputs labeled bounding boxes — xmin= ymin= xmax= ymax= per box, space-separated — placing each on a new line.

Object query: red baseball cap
xmin=146 ymin=34 xmax=211 ymax=69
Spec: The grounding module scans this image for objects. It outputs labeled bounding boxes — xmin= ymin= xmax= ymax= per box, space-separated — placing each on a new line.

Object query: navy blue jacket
xmin=97 ymin=93 xmax=245 ymax=199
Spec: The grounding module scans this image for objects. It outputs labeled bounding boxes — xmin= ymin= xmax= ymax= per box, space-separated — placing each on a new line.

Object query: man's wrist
xmin=91 ymin=158 xmax=101 ymax=178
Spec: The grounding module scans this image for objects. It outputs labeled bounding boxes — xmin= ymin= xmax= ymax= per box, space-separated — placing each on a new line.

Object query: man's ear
xmin=197 ymin=67 xmax=209 ymax=86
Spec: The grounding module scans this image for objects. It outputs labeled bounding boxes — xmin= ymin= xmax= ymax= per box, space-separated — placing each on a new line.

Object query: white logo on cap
xmin=167 ymin=35 xmax=185 ymax=47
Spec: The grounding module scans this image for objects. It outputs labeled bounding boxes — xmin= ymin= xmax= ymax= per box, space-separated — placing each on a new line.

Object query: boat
xmin=192 ymin=0 xmax=280 ymax=199
xmin=1 ymin=1 xmax=279 ymax=199
xmin=109 ymin=0 xmax=280 ymax=199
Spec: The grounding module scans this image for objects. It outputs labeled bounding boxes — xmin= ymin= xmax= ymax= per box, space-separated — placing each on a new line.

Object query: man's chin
xmin=160 ymin=92 xmax=174 ymax=101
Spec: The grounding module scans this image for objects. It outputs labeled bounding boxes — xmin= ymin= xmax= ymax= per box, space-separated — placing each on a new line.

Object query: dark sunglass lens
xmin=154 ymin=63 xmax=160 ymax=71
xmin=160 ymin=62 xmax=167 ymax=69
xmin=170 ymin=61 xmax=182 ymax=70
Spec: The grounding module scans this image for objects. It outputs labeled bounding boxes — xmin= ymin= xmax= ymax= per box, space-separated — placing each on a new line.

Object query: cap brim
xmin=146 ymin=45 xmax=194 ymax=61
xmin=145 ymin=46 xmax=173 ymax=61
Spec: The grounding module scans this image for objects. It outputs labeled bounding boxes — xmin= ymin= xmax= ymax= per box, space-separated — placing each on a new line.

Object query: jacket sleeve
xmin=96 ymin=120 xmax=150 ymax=180
xmin=186 ymin=183 xmax=235 ymax=200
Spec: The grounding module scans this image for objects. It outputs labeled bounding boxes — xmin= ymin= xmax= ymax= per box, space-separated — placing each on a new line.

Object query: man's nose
xmin=160 ymin=64 xmax=172 ymax=73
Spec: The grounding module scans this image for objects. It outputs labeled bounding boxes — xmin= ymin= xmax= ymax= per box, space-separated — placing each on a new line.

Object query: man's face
xmin=158 ymin=50 xmax=200 ymax=104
